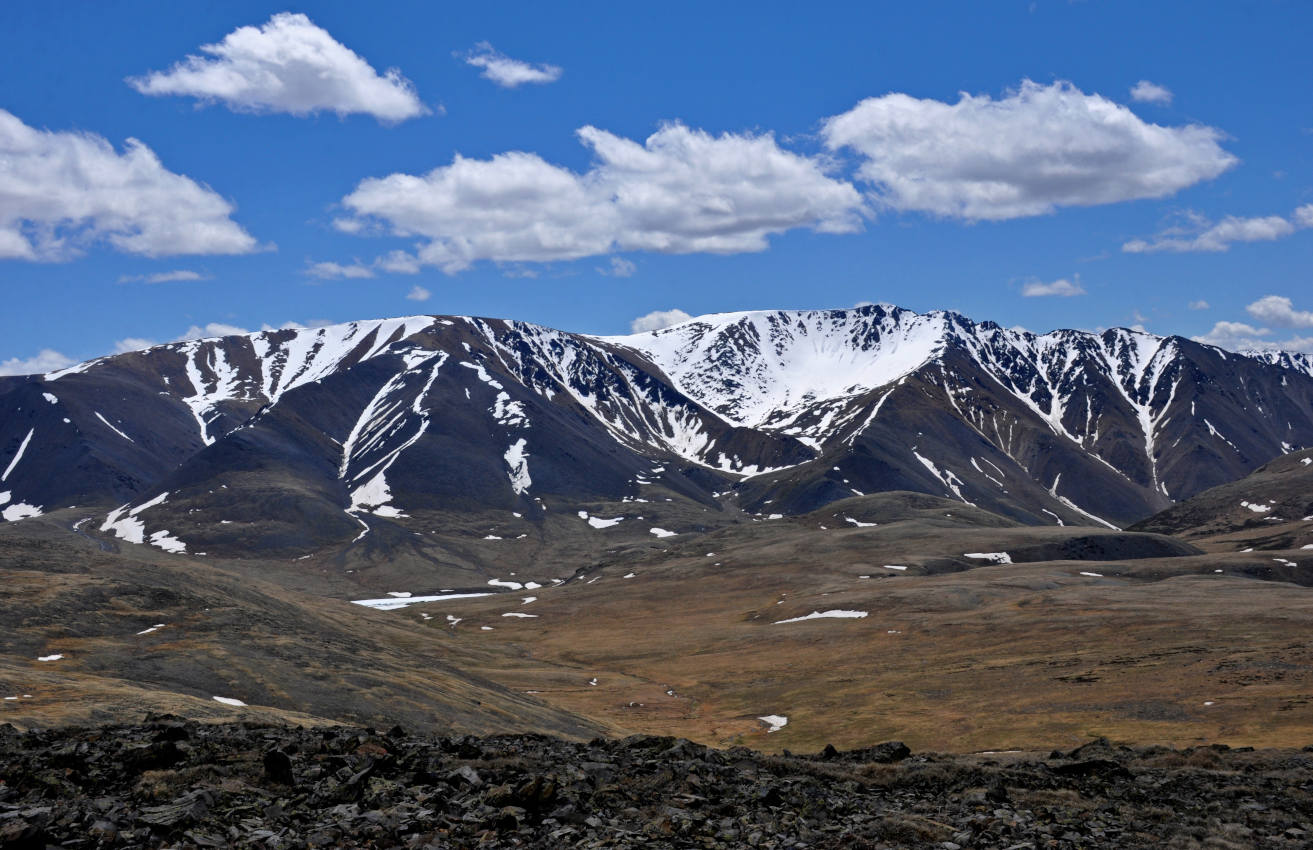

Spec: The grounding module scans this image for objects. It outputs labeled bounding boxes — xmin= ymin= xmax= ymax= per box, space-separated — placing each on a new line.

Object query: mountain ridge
xmin=3 ymin=305 xmax=1312 ymax=561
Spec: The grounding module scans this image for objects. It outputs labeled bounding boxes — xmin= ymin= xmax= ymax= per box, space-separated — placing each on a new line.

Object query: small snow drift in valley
xmin=774 ymin=610 xmax=868 ymax=625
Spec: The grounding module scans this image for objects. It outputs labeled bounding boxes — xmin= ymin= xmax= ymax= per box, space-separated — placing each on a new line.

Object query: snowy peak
xmin=605 ymin=304 xmax=947 ymax=428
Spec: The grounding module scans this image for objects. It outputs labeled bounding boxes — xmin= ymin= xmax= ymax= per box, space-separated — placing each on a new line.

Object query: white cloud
xmin=1123 ymin=205 xmax=1313 ymax=253
xmin=0 ymin=109 xmax=259 ymax=261
xmin=0 ymin=349 xmax=75 ymax=376
xmin=1246 ymin=294 xmax=1313 ymax=328
xmin=114 ymin=337 xmax=157 ymax=353
xmin=461 ymin=42 xmax=562 ymax=88
xmin=179 ymin=322 xmax=250 ymax=341
xmin=377 ymin=250 xmax=421 ymax=274
xmin=598 ymin=257 xmax=636 ymax=277
xmin=1188 ymin=299 xmax=1210 ymax=310
xmin=305 ymin=260 xmax=374 ymax=279
xmin=1021 ymin=276 xmax=1085 ymax=297
xmin=821 ymin=80 xmax=1235 ymax=221
xmin=405 ymin=284 xmax=430 ymax=302
xmin=1193 ymin=302 xmax=1313 ymax=352
xmin=1192 ymin=320 xmax=1313 ymax=353
xmin=630 ymin=308 xmax=693 ymax=333
xmin=118 ymin=269 xmax=209 ymax=284
xmin=1130 ymin=80 xmax=1173 ymax=105
xmin=128 ymin=12 xmax=426 ymax=123
xmin=338 ymin=122 xmax=864 ymax=273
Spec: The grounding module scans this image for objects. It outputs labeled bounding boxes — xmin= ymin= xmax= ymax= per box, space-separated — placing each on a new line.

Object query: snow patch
xmin=212 ymin=696 xmax=246 ymax=707
xmin=774 ymin=610 xmax=868 ymax=624
xmin=964 ymin=552 xmax=1012 ymax=564
xmin=148 ymin=529 xmax=186 ymax=554
xmin=505 ymin=438 xmax=532 ymax=494
xmin=579 ymin=510 xmax=624 ymax=529
xmin=100 ymin=492 xmax=170 ymax=545
xmin=2 ymin=502 xmax=43 ymax=521
xmin=758 ymin=714 xmax=788 ymax=733
xmin=351 ymin=592 xmax=493 ymax=610
xmin=2 ymin=428 xmax=34 ymax=481
xmin=649 ymin=527 xmax=677 ymax=538
xmin=94 ymin=412 xmax=134 ymax=443
xmin=349 ymin=470 xmax=406 ymax=517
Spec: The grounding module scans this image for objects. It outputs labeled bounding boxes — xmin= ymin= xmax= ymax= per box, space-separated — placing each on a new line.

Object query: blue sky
xmin=3 ymin=0 xmax=1312 ymax=373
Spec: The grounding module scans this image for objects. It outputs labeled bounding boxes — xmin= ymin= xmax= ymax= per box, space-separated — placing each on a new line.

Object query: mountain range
xmin=2 ymin=304 xmax=1312 ymax=562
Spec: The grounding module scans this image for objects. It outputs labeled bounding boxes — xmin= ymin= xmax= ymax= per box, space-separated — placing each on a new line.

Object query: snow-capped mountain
xmin=2 ymin=305 xmax=1311 ymax=556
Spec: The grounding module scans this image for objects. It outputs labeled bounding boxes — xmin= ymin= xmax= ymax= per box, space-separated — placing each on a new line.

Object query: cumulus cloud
xmin=128 ymin=12 xmax=426 ymax=123
xmin=118 ymin=269 xmax=209 ymax=284
xmin=630 ymin=309 xmax=693 ymax=333
xmin=337 ymin=122 xmax=864 ymax=273
xmin=1130 ymin=80 xmax=1173 ymax=105
xmin=1123 ymin=204 xmax=1313 ymax=253
xmin=405 ymin=284 xmax=430 ymax=302
xmin=1192 ymin=296 xmax=1313 ymax=353
xmin=821 ymin=80 xmax=1235 ymax=221
xmin=0 ymin=109 xmax=259 ymax=261
xmin=598 ymin=257 xmax=636 ymax=277
xmin=461 ymin=41 xmax=562 ymax=88
xmin=305 ymin=260 xmax=374 ymax=279
xmin=1021 ymin=276 xmax=1085 ymax=297
xmin=1188 ymin=299 xmax=1210 ymax=310
xmin=1246 ymin=294 xmax=1313 ymax=328
xmin=0 ymin=349 xmax=76 ymax=376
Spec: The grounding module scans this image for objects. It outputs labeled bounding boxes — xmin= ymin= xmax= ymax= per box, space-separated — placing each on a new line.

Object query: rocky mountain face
xmin=2 ymin=305 xmax=1312 ymax=557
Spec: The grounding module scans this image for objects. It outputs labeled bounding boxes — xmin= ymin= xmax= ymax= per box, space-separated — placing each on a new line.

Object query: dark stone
xmin=263 ymin=749 xmax=295 ymax=785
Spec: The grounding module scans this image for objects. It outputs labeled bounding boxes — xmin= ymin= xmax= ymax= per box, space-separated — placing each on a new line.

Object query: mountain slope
xmin=1129 ymin=448 xmax=1313 ymax=549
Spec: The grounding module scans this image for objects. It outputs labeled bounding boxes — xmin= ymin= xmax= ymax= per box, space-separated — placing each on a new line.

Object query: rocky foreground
xmin=1 ymin=719 xmax=1311 ymax=849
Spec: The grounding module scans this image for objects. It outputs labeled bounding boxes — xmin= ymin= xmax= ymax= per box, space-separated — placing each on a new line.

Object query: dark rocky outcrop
xmin=2 ymin=720 xmax=1311 ymax=848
